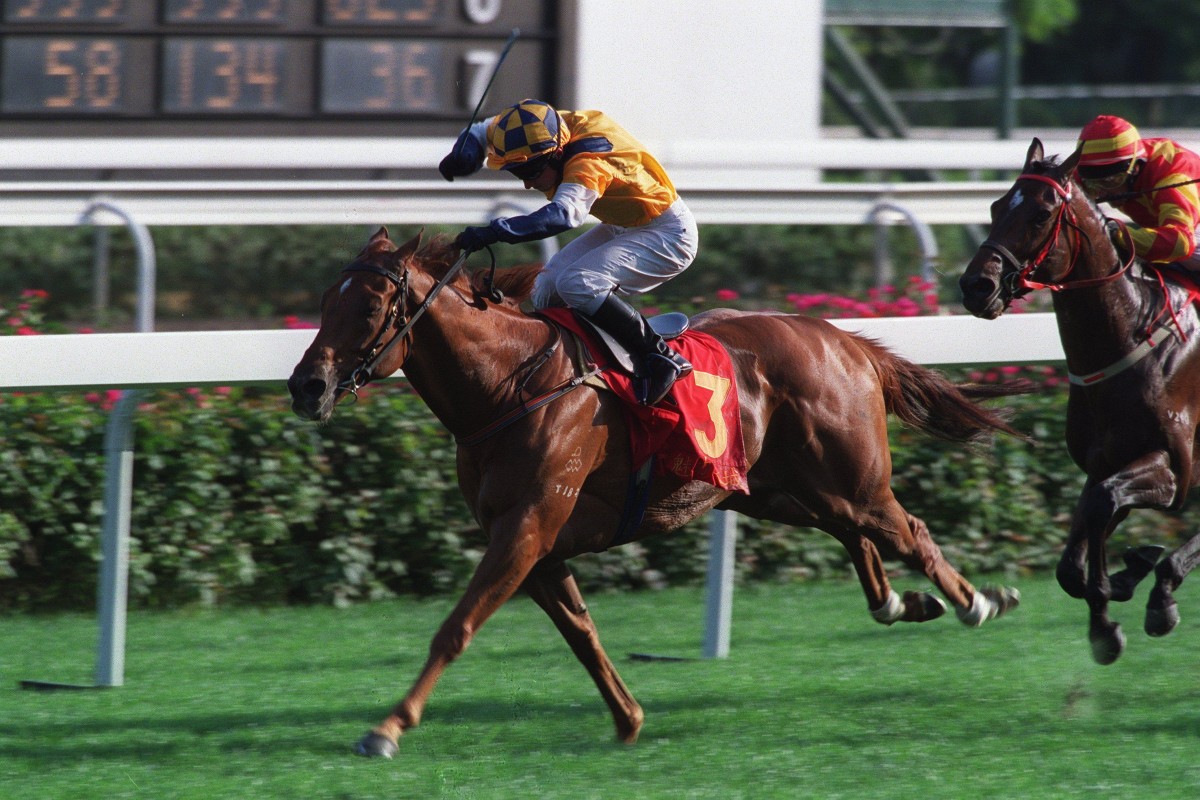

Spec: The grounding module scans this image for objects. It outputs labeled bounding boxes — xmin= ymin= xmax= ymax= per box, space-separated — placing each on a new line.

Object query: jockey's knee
xmin=556 ymin=273 xmax=616 ymax=315
xmin=530 ymin=272 xmax=560 ymax=311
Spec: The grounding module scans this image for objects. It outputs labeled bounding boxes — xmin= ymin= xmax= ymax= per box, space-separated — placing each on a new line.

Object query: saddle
xmin=576 ymin=311 xmax=690 ymax=377
xmin=537 ymin=307 xmax=749 ymax=492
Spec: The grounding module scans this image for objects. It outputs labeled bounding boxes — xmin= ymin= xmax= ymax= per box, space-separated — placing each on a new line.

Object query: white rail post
xmin=83 ymin=199 xmax=156 ymax=688
xmin=866 ymin=200 xmax=941 ymax=288
xmin=702 ymin=509 xmax=738 ymax=658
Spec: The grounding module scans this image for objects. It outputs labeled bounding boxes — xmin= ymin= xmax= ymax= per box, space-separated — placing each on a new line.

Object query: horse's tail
xmin=857 ymin=336 xmax=1034 ymax=443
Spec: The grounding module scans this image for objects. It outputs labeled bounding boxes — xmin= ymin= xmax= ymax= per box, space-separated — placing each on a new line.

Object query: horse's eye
xmin=1030 ymin=208 xmax=1052 ymax=225
xmin=367 ymin=302 xmax=384 ymax=318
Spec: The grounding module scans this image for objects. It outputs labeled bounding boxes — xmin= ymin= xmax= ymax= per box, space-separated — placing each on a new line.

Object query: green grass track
xmin=2 ymin=575 xmax=1198 ymax=799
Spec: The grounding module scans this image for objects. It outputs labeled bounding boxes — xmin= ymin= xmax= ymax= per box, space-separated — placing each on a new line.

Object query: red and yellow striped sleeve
xmin=1117 ymin=139 xmax=1200 ymax=263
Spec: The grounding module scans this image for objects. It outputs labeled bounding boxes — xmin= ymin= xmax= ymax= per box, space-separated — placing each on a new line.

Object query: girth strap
xmin=1067 ymin=319 xmax=1177 ymax=386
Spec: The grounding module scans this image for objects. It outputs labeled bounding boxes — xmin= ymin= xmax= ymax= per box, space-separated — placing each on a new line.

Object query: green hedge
xmin=1 ymin=223 xmax=948 ymax=326
xmin=5 ymin=380 xmax=1192 ymax=613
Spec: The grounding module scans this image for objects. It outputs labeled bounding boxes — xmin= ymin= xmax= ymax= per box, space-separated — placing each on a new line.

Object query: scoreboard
xmin=0 ymin=0 xmax=562 ymax=135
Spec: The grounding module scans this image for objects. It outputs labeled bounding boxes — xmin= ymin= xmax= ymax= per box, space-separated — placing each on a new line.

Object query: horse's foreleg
xmin=1056 ymin=487 xmax=1095 ymax=599
xmin=1077 ymin=452 xmax=1176 ymax=665
xmin=839 ymin=534 xmax=945 ymax=624
xmin=356 ymin=526 xmax=544 ymax=758
xmin=1147 ymin=535 xmax=1200 ymax=636
xmin=1108 ymin=544 xmax=1165 ymax=602
xmin=523 ymin=560 xmax=644 ymax=743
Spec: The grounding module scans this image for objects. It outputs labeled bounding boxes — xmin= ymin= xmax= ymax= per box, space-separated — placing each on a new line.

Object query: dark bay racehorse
xmin=289 ymin=228 xmax=1024 ymax=757
xmin=960 ymin=138 xmax=1200 ymax=664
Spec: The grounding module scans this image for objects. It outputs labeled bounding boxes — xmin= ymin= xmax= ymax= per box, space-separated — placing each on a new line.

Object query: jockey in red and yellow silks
xmin=437 ymin=99 xmax=699 ymax=406
xmin=1075 ymin=115 xmax=1200 ymax=268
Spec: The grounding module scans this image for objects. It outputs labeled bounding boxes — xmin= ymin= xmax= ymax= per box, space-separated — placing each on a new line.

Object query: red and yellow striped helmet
xmin=1076 ymin=115 xmax=1147 ymax=168
xmin=485 ymin=99 xmax=568 ymax=170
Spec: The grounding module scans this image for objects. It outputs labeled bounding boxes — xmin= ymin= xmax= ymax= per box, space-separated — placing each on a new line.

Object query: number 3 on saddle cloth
xmin=538 ymin=308 xmax=750 ymax=501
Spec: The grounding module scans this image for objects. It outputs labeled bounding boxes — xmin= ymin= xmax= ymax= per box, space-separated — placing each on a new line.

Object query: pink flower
xmin=715 ymin=288 xmax=739 ymax=301
xmin=20 ymin=289 xmax=48 ymax=299
xmin=16 ymin=327 xmax=37 ymax=335
xmin=283 ymin=315 xmax=318 ymax=330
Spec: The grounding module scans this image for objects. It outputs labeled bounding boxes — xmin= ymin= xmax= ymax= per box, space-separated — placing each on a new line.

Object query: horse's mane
xmin=375 ymin=231 xmax=545 ymax=305
xmin=469 ymin=263 xmax=543 ymax=302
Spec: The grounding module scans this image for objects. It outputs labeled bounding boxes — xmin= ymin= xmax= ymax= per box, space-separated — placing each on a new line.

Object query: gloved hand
xmin=456 ymin=225 xmax=499 ymax=253
xmin=438 ymin=128 xmax=484 ymax=182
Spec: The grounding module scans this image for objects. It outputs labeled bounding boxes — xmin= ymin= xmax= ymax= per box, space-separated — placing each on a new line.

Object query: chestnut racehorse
xmin=960 ymin=138 xmax=1200 ymax=665
xmin=289 ymin=228 xmax=1024 ymax=757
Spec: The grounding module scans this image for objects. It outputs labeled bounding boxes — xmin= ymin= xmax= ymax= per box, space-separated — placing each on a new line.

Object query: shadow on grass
xmin=0 ymin=692 xmax=646 ymax=762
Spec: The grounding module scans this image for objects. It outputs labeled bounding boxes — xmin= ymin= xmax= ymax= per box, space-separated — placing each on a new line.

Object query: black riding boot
xmin=585 ymin=293 xmax=692 ymax=406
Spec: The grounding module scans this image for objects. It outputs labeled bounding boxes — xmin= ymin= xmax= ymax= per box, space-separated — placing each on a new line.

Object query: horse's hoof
xmin=1089 ymin=622 xmax=1125 ymax=665
xmin=1109 ymin=545 xmax=1166 ymax=602
xmin=984 ymin=585 xmax=1021 ymax=618
xmin=902 ymin=591 xmax=947 ymax=622
xmin=354 ymin=732 xmax=398 ymax=759
xmin=1126 ymin=544 xmax=1166 ymax=569
xmin=956 ymin=585 xmax=1020 ymax=627
xmin=1145 ymin=601 xmax=1180 ymax=637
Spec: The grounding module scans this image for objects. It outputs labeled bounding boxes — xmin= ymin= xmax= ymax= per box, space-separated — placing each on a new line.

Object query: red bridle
xmin=982 ymin=172 xmax=1133 ymax=295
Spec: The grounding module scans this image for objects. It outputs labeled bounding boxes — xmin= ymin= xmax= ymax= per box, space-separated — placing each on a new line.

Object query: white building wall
xmin=569 ymin=0 xmax=824 ymax=173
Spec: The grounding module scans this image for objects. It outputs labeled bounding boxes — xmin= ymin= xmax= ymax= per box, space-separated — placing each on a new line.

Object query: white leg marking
xmin=871 ymin=589 xmax=904 ymax=625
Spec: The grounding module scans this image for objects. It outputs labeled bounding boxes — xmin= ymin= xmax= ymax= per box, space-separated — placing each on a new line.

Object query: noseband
xmin=980 ymin=172 xmax=1133 ymax=300
xmin=337 ymin=252 xmax=468 ymax=397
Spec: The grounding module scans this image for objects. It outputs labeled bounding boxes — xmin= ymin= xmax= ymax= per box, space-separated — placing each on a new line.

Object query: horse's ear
xmin=369 ymin=226 xmax=390 ymax=245
xmin=394 ymin=228 xmax=425 ymax=261
xmin=1024 ymin=138 xmax=1044 ymax=168
xmin=1060 ymin=144 xmax=1082 ymax=177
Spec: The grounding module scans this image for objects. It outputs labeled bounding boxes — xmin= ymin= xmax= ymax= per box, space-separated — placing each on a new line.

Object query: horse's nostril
xmin=302 ymin=378 xmax=327 ymax=399
xmin=960 ymin=274 xmax=995 ymax=298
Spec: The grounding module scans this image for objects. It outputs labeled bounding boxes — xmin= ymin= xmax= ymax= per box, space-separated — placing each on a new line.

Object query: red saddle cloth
xmin=540 ymin=308 xmax=749 ymax=494
xmin=1161 ymin=264 xmax=1200 ymax=306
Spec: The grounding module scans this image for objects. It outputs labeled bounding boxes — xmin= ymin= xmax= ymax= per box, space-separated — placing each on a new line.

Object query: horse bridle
xmin=983 ymin=172 xmax=1182 ymax=386
xmin=336 ymin=252 xmax=468 ymax=397
xmin=980 ymin=173 xmax=1080 ymax=298
xmin=980 ymin=172 xmax=1135 ymax=302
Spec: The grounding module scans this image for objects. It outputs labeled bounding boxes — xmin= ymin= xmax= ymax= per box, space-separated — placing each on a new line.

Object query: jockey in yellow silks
xmin=1075 ymin=114 xmax=1200 ymax=269
xmin=438 ymin=99 xmax=699 ymax=406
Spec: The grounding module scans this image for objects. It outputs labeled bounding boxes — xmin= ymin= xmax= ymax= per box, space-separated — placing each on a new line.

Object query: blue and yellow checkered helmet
xmin=485 ymin=99 xmax=568 ymax=170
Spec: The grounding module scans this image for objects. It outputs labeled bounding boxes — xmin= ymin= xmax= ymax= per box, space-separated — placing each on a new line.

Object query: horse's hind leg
xmin=839 ymin=533 xmax=946 ymax=625
xmin=860 ymin=504 xmax=1019 ymax=626
xmin=523 ymin=560 xmax=644 ymax=743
